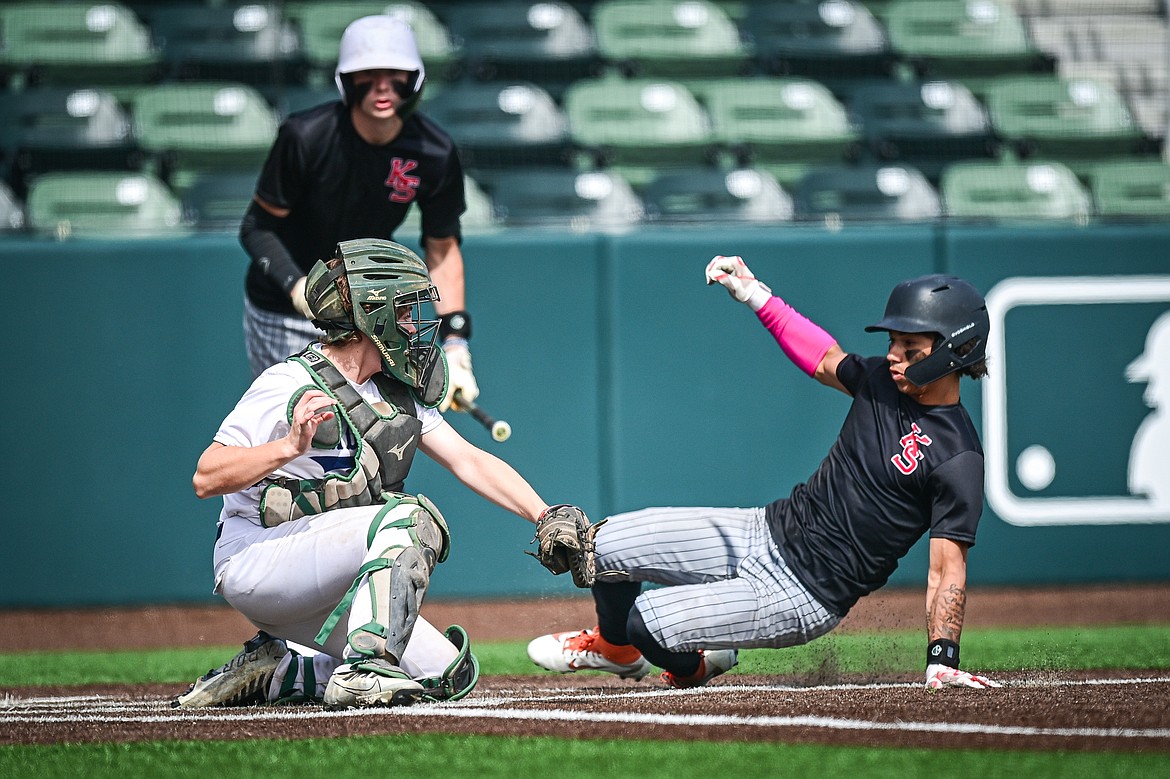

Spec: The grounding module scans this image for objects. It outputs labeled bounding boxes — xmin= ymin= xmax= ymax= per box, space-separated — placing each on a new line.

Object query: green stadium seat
xmin=744 ymin=1 xmax=896 ymax=85
xmin=26 ymin=170 xmax=191 ymax=237
xmin=985 ymin=75 xmax=1150 ymax=175
xmin=143 ymin=3 xmax=306 ymax=86
xmin=1090 ymin=160 xmax=1170 ymax=218
xmin=793 ymin=163 xmax=941 ymax=222
xmin=287 ymin=2 xmax=462 ymax=85
xmin=486 ymin=168 xmax=644 ymax=229
xmin=179 ymin=170 xmax=256 ymax=232
xmin=131 ymin=83 xmax=279 ymax=189
xmin=641 ymin=167 xmax=794 ymax=224
xmin=704 ymin=77 xmax=860 ymax=187
xmin=0 ymin=87 xmax=142 ymax=194
xmin=563 ymin=76 xmax=715 ymax=187
xmin=848 ymin=79 xmax=998 ymax=181
xmin=444 ymin=1 xmax=600 ymax=90
xmin=395 ymin=175 xmax=499 ymax=237
xmin=940 ymin=159 xmax=1093 ymax=221
xmin=885 ymin=0 xmax=1053 ymax=94
xmin=0 ymin=2 xmax=161 ymax=86
xmin=423 ymin=81 xmax=575 ymax=169
xmin=592 ymin=0 xmax=751 ymax=79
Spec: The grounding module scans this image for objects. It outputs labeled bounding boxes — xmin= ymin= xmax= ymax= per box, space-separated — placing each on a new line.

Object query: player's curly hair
xmin=955 ymin=336 xmax=988 ymax=380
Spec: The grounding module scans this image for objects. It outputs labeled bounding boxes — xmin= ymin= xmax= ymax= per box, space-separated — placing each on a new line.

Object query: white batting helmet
xmin=334 ymin=15 xmax=426 ymax=114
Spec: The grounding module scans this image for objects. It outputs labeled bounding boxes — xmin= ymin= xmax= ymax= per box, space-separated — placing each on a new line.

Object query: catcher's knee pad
xmin=418 ymin=624 xmax=480 ymax=702
xmin=411 ymin=493 xmax=450 ymax=567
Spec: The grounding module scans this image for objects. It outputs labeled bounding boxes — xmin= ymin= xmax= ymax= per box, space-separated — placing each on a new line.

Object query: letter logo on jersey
xmin=386 ymin=158 xmax=420 ymax=203
xmin=891 ymin=423 xmax=932 ymax=475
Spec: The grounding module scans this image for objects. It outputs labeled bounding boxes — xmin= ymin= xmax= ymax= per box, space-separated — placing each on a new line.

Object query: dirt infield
xmin=2 ymin=584 xmax=1168 ymax=752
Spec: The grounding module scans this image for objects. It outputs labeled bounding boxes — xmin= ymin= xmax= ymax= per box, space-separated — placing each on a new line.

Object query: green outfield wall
xmin=2 ymin=223 xmax=1168 ymax=607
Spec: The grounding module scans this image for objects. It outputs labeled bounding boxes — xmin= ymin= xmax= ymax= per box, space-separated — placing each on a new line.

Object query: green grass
xmin=2 ymin=624 xmax=1166 ymax=778
xmin=3 ymin=624 xmax=1167 ymax=686
xmin=1 ymin=735 xmax=1166 ymax=779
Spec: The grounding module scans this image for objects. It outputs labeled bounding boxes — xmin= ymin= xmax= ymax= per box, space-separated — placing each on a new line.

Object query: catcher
xmin=176 ymin=239 xmax=597 ymax=709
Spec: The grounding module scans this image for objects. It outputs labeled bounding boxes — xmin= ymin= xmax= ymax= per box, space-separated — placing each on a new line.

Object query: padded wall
xmin=2 ymin=223 xmax=1168 ymax=607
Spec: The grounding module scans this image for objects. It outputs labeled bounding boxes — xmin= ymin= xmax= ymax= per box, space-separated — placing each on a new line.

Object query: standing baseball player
xmin=240 ymin=14 xmax=478 ymax=416
xmin=528 ymin=256 xmax=1002 ymax=691
xmin=176 ymin=239 xmax=595 ymax=709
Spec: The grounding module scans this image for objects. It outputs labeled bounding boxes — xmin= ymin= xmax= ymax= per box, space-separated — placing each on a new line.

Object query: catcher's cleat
xmin=172 ymin=631 xmax=289 ymax=708
xmin=526 ymin=627 xmax=653 ymax=680
xmin=660 ymin=649 xmax=738 ymax=689
xmin=322 ymin=658 xmax=426 ymax=709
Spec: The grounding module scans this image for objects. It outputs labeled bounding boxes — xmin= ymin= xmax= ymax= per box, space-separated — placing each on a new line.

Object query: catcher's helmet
xmin=865 ymin=274 xmax=989 ymax=386
xmin=305 ymin=239 xmax=441 ymax=392
xmin=334 ymin=15 xmax=425 ymax=118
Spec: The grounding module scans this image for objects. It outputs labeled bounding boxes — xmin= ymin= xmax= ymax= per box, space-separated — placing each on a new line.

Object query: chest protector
xmin=258 ymin=347 xmax=423 ymax=528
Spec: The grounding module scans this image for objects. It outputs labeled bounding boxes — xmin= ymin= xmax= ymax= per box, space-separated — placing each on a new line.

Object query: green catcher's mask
xmin=305 ymin=239 xmax=443 ymax=395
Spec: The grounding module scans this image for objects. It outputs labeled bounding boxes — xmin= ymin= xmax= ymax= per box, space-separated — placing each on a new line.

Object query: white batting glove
xmin=291 ymin=276 xmax=313 ymax=320
xmin=925 ymin=664 xmax=1003 ymax=690
xmin=440 ymin=339 xmax=479 ymax=413
xmin=704 ymin=255 xmax=772 ymax=311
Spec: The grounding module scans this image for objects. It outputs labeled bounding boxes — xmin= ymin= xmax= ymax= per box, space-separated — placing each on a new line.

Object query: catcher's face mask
xmin=306 ymin=238 xmax=441 ymax=390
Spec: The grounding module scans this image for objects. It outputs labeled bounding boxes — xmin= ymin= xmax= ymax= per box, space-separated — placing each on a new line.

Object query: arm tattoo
xmin=928 ymin=583 xmax=967 ymax=642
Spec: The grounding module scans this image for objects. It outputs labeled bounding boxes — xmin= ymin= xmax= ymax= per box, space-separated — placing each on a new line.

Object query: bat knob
xmin=491 ymin=420 xmax=512 ymax=442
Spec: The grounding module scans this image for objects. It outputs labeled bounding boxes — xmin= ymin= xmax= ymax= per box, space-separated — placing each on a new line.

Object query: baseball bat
xmin=455 ymin=391 xmax=512 ymax=442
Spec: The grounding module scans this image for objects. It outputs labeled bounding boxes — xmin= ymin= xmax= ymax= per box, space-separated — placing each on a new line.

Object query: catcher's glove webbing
xmin=526 ymin=504 xmax=602 ymax=588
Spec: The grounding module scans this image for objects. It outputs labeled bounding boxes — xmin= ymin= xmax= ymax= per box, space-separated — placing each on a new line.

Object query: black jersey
xmin=764 ymin=354 xmax=984 ymax=617
xmin=245 ymin=101 xmax=466 ymax=313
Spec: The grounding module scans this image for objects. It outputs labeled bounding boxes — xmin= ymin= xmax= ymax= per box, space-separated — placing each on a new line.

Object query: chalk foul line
xmin=2 ymin=676 xmax=1168 ymax=742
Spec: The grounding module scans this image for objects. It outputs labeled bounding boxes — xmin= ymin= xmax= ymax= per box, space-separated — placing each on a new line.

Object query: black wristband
xmin=927 ymin=638 xmax=960 ymax=669
xmin=439 ymin=310 xmax=472 ymax=341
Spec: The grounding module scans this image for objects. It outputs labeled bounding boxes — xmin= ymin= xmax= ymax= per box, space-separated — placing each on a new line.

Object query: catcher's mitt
xmin=526 ymin=504 xmax=602 ymax=588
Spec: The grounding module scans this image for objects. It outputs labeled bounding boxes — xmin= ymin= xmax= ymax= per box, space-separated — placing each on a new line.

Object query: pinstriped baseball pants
xmin=243 ymin=296 xmax=320 ymax=379
xmin=594 ymin=506 xmax=840 ymax=653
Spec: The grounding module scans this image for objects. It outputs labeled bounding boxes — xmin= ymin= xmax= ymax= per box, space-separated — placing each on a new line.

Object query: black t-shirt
xmin=246 ymin=101 xmax=466 ymax=313
xmin=765 ymin=354 xmax=984 ymax=617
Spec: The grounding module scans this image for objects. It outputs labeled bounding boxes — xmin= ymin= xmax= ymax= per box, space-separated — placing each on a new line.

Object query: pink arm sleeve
xmin=755 ymin=296 xmax=837 ymax=377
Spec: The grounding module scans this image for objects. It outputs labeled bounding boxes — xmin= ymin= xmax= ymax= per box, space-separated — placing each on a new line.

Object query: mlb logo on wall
xmin=984 ymin=275 xmax=1170 ymax=526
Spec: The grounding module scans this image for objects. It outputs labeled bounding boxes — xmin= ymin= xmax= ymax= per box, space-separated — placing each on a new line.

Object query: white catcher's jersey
xmin=207 ymin=353 xmax=459 ymax=678
xmin=213 ymin=349 xmax=443 ymax=527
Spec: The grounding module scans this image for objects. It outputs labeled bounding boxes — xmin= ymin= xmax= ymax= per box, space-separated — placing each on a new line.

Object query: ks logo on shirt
xmin=891 ymin=423 xmax=932 ymax=475
xmin=385 ymin=158 xmax=420 ymax=203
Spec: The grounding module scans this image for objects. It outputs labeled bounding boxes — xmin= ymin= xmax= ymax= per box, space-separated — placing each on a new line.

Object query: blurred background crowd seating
xmin=1 ymin=0 xmax=1168 ymax=237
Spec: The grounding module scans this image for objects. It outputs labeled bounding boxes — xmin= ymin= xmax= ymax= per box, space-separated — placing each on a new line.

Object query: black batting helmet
xmin=865 ymin=274 xmax=989 ymax=386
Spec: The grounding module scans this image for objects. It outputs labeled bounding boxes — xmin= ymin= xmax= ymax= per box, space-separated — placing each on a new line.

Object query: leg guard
xmin=418 ymin=625 xmax=480 ymax=702
xmin=316 ymin=495 xmax=451 ymax=663
xmin=350 ymin=544 xmax=430 ymax=662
